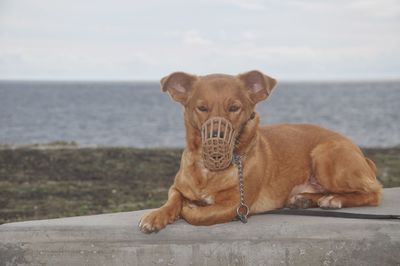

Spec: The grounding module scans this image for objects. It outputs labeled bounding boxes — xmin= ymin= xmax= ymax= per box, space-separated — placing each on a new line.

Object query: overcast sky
xmin=0 ymin=0 xmax=399 ymax=81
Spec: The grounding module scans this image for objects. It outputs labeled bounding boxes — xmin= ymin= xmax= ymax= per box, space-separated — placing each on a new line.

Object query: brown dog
xmin=139 ymin=70 xmax=382 ymax=233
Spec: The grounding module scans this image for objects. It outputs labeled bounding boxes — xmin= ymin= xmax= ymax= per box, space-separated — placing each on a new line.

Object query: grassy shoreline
xmin=0 ymin=146 xmax=399 ymax=224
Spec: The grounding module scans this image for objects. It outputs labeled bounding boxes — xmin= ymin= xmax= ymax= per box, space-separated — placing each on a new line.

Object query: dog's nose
xmin=211 ymin=154 xmax=223 ymax=160
xmin=212 ymin=131 xmax=224 ymax=138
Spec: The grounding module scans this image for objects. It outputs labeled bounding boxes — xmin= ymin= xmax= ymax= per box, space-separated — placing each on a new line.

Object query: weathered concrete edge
xmin=1 ymin=188 xmax=400 ymax=266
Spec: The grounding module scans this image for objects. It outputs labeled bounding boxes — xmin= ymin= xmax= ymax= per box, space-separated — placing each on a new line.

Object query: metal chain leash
xmin=233 ymin=154 xmax=249 ymax=223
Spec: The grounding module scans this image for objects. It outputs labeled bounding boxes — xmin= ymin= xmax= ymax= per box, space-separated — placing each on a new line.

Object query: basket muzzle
xmin=201 ymin=117 xmax=237 ymax=171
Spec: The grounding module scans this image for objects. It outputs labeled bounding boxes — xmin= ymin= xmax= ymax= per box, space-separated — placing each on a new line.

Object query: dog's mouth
xmin=201 ymin=117 xmax=237 ymax=171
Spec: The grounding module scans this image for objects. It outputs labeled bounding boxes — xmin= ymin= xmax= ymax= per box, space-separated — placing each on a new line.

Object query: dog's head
xmin=161 ymin=70 xmax=276 ymax=169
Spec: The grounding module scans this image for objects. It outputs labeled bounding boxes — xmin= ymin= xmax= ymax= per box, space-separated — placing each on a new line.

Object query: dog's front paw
xmin=138 ymin=208 xmax=179 ymax=234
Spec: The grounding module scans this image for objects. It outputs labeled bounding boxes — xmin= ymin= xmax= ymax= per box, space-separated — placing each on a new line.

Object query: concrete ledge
xmin=1 ymin=188 xmax=400 ymax=266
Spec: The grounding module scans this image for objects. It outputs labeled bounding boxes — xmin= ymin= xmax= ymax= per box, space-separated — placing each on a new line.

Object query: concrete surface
xmin=1 ymin=188 xmax=399 ymax=266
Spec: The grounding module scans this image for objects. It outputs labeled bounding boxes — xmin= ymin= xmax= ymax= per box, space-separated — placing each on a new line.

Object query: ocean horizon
xmin=0 ymin=80 xmax=399 ymax=148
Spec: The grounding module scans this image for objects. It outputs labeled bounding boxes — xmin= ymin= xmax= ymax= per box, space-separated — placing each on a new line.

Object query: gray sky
xmin=0 ymin=0 xmax=399 ymax=80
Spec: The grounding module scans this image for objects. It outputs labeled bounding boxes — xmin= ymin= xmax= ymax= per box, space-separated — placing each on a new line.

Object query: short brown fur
xmin=139 ymin=70 xmax=382 ymax=233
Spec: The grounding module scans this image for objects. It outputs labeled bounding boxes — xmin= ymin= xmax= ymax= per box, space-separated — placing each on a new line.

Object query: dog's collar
xmin=235 ymin=112 xmax=255 ymax=145
xmin=233 ymin=111 xmax=256 ymax=156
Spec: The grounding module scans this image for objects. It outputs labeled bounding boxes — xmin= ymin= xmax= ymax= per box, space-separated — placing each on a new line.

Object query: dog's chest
xmin=184 ymin=164 xmax=238 ymax=206
xmin=180 ymin=150 xmax=238 ymax=205
xmin=190 ymin=191 xmax=215 ymax=206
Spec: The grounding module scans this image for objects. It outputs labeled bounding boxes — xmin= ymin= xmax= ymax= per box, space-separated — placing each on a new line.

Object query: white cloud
xmin=220 ymin=0 xmax=266 ymax=10
xmin=0 ymin=0 xmax=399 ymax=80
xmin=241 ymin=31 xmax=259 ymax=41
xmin=349 ymin=0 xmax=400 ymax=18
xmin=182 ymin=30 xmax=212 ymax=46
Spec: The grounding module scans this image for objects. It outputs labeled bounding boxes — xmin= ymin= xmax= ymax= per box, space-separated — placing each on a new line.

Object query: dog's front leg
xmin=181 ymin=200 xmax=237 ymax=226
xmin=139 ymin=186 xmax=183 ymax=233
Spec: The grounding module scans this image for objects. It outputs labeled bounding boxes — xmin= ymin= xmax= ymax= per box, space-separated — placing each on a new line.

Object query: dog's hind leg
xmin=316 ymin=191 xmax=381 ymax=209
xmin=287 ymin=179 xmax=325 ymax=209
xmin=309 ymin=141 xmax=382 ymax=209
xmin=288 ymin=192 xmax=323 ymax=209
xmin=289 ymin=190 xmax=382 ymax=209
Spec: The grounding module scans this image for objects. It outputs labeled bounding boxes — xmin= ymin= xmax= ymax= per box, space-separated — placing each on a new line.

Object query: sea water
xmin=0 ymin=80 xmax=399 ymax=148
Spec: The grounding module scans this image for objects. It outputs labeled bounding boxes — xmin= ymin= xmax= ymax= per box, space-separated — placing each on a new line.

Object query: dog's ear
xmin=161 ymin=72 xmax=197 ymax=105
xmin=238 ymin=70 xmax=277 ymax=104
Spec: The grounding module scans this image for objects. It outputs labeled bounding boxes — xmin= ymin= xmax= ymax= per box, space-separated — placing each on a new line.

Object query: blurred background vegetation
xmin=0 ymin=145 xmax=399 ymax=224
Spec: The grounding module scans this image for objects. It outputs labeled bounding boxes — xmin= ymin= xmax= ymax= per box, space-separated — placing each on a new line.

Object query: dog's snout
xmin=201 ymin=116 xmax=236 ymax=171
xmin=211 ymin=154 xmax=223 ymax=160
xmin=212 ymin=130 xmax=225 ymax=138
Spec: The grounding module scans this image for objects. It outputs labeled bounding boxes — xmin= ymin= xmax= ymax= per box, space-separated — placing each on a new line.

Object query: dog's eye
xmin=228 ymin=105 xmax=240 ymax=112
xmin=197 ymin=106 xmax=209 ymax=112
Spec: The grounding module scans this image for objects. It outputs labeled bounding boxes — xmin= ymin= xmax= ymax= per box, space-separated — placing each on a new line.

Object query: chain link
xmin=233 ymin=154 xmax=249 ymax=223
